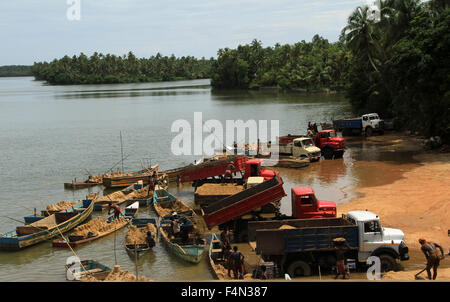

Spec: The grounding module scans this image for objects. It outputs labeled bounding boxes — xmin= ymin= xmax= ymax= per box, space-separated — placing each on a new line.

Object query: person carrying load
xmin=107 ymin=202 xmax=122 ymax=219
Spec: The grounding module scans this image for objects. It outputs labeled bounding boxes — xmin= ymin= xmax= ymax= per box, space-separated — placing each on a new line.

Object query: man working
xmin=107 ymin=202 xmax=121 ymax=219
xmin=223 ymin=161 xmax=235 ymax=184
xmin=419 ymin=238 xmax=445 ymax=280
xmin=333 ymin=237 xmax=352 ymax=279
xmin=230 ymin=246 xmax=245 ymax=279
xmin=172 ymin=218 xmax=181 ymax=237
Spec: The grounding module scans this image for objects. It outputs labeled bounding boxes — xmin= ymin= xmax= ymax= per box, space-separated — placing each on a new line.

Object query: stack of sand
xmin=279 ymin=225 xmax=296 ymax=230
xmin=156 ymin=200 xmax=191 ymax=217
xmin=81 ymin=265 xmax=148 ymax=282
xmin=71 ymin=217 xmax=126 ymax=238
xmin=125 ymin=223 xmax=156 ymax=245
xmin=46 ymin=201 xmax=76 ymax=212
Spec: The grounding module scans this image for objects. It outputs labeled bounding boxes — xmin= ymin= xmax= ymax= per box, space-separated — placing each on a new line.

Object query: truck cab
xmin=361 ymin=113 xmax=384 ymax=136
xmin=313 ymin=130 xmax=346 ymax=159
xmin=346 ymin=211 xmax=409 ymax=267
xmin=243 ymin=158 xmax=279 ymax=180
xmin=291 ymin=187 xmax=336 ymax=218
xmin=289 ymin=137 xmax=321 ymax=161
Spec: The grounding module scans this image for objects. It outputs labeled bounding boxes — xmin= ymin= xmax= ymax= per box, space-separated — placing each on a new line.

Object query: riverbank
xmin=338 ymin=133 xmax=450 ymax=280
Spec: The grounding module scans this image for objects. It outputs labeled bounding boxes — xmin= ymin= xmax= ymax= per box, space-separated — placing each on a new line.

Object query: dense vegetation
xmin=0 ymin=65 xmax=32 ymax=77
xmin=211 ymin=36 xmax=349 ymax=91
xmin=32 ymin=52 xmax=214 ymax=84
xmin=341 ymin=0 xmax=449 ymax=141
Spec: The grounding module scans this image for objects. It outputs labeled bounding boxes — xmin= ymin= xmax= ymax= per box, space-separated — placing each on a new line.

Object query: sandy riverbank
xmin=338 ymin=133 xmax=450 ymax=280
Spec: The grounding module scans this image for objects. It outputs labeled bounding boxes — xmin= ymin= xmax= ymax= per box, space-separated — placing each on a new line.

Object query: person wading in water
xmin=419 ymin=238 xmax=445 ymax=280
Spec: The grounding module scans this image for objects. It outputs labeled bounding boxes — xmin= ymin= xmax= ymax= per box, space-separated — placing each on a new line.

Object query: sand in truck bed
xmin=195 ymin=183 xmax=244 ymax=196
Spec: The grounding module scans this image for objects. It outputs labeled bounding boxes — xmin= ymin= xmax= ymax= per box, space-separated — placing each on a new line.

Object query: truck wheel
xmin=322 ymin=148 xmax=333 ymax=160
xmin=334 ymin=150 xmax=344 ymax=158
xmin=365 ymin=127 xmax=373 ymax=137
xmin=379 ymin=255 xmax=397 ymax=272
xmin=287 ymin=260 xmax=312 ymax=277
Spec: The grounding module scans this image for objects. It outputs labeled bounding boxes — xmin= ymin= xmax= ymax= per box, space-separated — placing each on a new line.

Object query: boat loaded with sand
xmin=102 ymin=165 xmax=159 ymax=188
xmin=124 ymin=217 xmax=158 ymax=257
xmin=0 ymin=199 xmax=94 ymax=250
xmin=208 ymin=233 xmax=229 ymax=280
xmin=159 ymin=214 xmax=206 ymax=264
xmin=52 ymin=211 xmax=129 ymax=248
xmin=66 ymin=259 xmax=112 ymax=281
xmin=93 ymin=181 xmax=151 ymax=211
xmin=152 ymin=188 xmax=195 ymax=217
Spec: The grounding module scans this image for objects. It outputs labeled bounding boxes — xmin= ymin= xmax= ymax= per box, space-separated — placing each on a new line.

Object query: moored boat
xmin=159 ymin=214 xmax=206 ymax=264
xmin=0 ymin=199 xmax=94 ymax=251
xmin=66 ymin=259 xmax=111 ymax=281
xmin=208 ymin=233 xmax=229 ymax=280
xmin=152 ymin=188 xmax=195 ymax=217
xmin=102 ymin=165 xmax=159 ymax=188
xmin=124 ymin=201 xmax=139 ymax=218
xmin=94 ymin=182 xmax=151 ymax=211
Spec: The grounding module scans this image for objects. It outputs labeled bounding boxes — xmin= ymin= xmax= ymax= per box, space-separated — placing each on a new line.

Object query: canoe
xmin=152 ymin=188 xmax=195 ymax=217
xmin=0 ymin=199 xmax=94 ymax=251
xmin=124 ymin=201 xmax=139 ymax=218
xmin=124 ymin=218 xmax=158 ymax=257
xmin=159 ymin=214 xmax=206 ymax=264
xmin=209 ymin=233 xmax=229 ymax=280
xmin=52 ymin=211 xmax=130 ymax=248
xmin=102 ymin=165 xmax=159 ymax=188
xmin=66 ymin=259 xmax=111 ymax=281
xmin=23 ymin=193 xmax=99 ymax=224
xmin=94 ymin=182 xmax=151 ymax=211
xmin=64 ymin=181 xmax=99 ymax=189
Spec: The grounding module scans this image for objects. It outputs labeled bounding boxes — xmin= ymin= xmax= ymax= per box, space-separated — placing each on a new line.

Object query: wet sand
xmin=337 ymin=133 xmax=450 ymax=280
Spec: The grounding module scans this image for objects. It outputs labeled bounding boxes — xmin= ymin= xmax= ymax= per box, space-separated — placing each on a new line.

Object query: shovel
xmin=414 ymin=267 xmax=427 ymax=280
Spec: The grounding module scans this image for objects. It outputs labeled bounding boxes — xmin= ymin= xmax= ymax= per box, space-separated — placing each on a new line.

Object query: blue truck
xmin=333 ymin=113 xmax=384 ymax=136
xmin=248 ymin=211 xmax=409 ymax=277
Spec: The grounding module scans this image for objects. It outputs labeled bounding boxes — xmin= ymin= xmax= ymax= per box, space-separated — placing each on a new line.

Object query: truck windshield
xmin=328 ymin=132 xmax=337 ymax=138
xmin=369 ymin=116 xmax=378 ymax=120
xmin=302 ymin=139 xmax=313 ymax=147
xmin=300 ymin=195 xmax=314 ymax=205
xmin=364 ymin=220 xmax=382 ymax=233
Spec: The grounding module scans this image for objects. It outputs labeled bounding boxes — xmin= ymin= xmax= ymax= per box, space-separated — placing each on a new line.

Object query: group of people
xmin=307 ymin=122 xmax=319 ymax=137
xmin=220 ymin=229 xmax=245 ymax=279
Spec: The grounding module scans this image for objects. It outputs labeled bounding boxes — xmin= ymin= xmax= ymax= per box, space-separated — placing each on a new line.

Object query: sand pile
xmin=382 ymin=267 xmax=450 ymax=281
xmin=46 ymin=201 xmax=75 ymax=212
xmin=279 ymin=225 xmax=296 ymax=230
xmin=96 ymin=191 xmax=129 ymax=203
xmin=82 ymin=265 xmax=147 ymax=282
xmin=125 ymin=223 xmax=157 ymax=245
xmin=156 ymin=200 xmax=192 ymax=217
xmin=196 ymin=184 xmax=244 ymax=196
xmin=71 ymin=217 xmax=127 ymax=238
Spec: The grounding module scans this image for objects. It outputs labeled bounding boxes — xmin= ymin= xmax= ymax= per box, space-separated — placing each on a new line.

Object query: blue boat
xmin=0 ymin=199 xmax=94 ymax=251
xmin=209 ymin=233 xmax=227 ymax=280
xmin=66 ymin=259 xmax=111 ymax=281
xmin=159 ymin=214 xmax=206 ymax=264
xmin=152 ymin=188 xmax=195 ymax=217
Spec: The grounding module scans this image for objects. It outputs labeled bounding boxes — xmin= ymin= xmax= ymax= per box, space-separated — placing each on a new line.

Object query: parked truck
xmin=277 ymin=135 xmax=321 ymax=162
xmin=333 ymin=113 xmax=384 ymax=137
xmin=248 ymin=211 xmax=409 ymax=277
xmin=312 ymin=129 xmax=346 ymax=159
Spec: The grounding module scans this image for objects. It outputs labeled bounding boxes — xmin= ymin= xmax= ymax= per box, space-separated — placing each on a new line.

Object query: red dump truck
xmin=313 ymin=130 xmax=346 ymax=159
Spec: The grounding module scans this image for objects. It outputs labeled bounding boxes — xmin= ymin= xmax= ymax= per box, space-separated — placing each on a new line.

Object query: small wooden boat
xmin=124 ymin=201 xmax=139 ymax=218
xmin=124 ymin=218 xmax=158 ymax=257
xmin=52 ymin=211 xmax=130 ymax=248
xmin=66 ymin=259 xmax=111 ymax=281
xmin=64 ymin=181 xmax=99 ymax=190
xmin=209 ymin=233 xmax=229 ymax=280
xmin=0 ymin=199 xmax=94 ymax=251
xmin=94 ymin=182 xmax=150 ymax=211
xmin=159 ymin=214 xmax=206 ymax=264
xmin=102 ymin=165 xmax=159 ymax=188
xmin=152 ymin=188 xmax=195 ymax=217
xmin=24 ymin=193 xmax=99 ymax=223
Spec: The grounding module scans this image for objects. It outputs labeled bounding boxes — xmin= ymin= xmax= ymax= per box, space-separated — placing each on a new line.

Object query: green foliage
xmin=32 ymin=52 xmax=214 ymax=85
xmin=211 ymin=37 xmax=349 ymax=91
xmin=0 ymin=65 xmax=33 ymax=77
xmin=341 ymin=0 xmax=450 ymax=141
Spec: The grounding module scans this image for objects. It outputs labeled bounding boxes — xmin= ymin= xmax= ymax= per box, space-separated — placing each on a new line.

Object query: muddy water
xmin=0 ymin=77 xmax=424 ymax=281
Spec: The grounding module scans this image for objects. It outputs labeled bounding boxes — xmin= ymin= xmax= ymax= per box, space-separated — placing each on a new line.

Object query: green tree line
xmin=341 ymin=0 xmax=449 ymax=141
xmin=32 ymin=52 xmax=214 ymax=84
xmin=210 ymin=36 xmax=349 ymax=91
xmin=0 ymin=65 xmax=33 ymax=77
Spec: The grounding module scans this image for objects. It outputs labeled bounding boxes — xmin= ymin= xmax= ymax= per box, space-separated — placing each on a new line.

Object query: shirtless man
xmin=419 ymin=238 xmax=445 ymax=280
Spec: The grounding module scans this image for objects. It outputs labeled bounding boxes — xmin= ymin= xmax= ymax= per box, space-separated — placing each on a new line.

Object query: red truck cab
xmin=244 ymin=159 xmax=279 ymax=180
xmin=291 ymin=187 xmax=336 ymax=218
xmin=313 ymin=130 xmax=346 ymax=159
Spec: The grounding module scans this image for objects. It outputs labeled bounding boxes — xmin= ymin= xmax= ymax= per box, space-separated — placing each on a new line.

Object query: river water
xmin=0 ymin=77 xmax=419 ymax=281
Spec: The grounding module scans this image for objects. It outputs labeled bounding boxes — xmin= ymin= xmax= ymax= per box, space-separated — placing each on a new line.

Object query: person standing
xmin=172 ymin=218 xmax=181 ymax=237
xmin=231 ymin=246 xmax=245 ymax=279
xmin=223 ymin=161 xmax=235 ymax=184
xmin=333 ymin=238 xmax=351 ymax=279
xmin=107 ymin=202 xmax=121 ymax=219
xmin=419 ymin=238 xmax=445 ymax=280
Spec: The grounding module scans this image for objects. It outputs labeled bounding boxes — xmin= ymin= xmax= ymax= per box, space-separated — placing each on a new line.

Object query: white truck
xmin=277 ymin=135 xmax=321 ymax=161
xmin=249 ymin=210 xmax=409 ymax=277
xmin=333 ymin=113 xmax=385 ymax=136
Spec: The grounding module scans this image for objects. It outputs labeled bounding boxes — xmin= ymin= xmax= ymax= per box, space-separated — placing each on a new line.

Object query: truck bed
xmin=249 ymin=217 xmax=358 ymax=255
xmin=202 ymin=175 xmax=286 ymax=229
xmin=332 ymin=118 xmax=362 ymax=129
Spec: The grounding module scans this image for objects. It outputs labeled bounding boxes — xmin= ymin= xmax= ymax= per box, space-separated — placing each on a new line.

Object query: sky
xmin=0 ymin=0 xmax=371 ymax=65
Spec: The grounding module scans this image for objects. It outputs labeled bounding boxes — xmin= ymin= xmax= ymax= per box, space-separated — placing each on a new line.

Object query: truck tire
xmin=379 ymin=254 xmax=397 ymax=272
xmin=334 ymin=150 xmax=344 ymax=158
xmin=365 ymin=126 xmax=373 ymax=137
xmin=287 ymin=260 xmax=312 ymax=277
xmin=322 ymin=147 xmax=334 ymax=160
